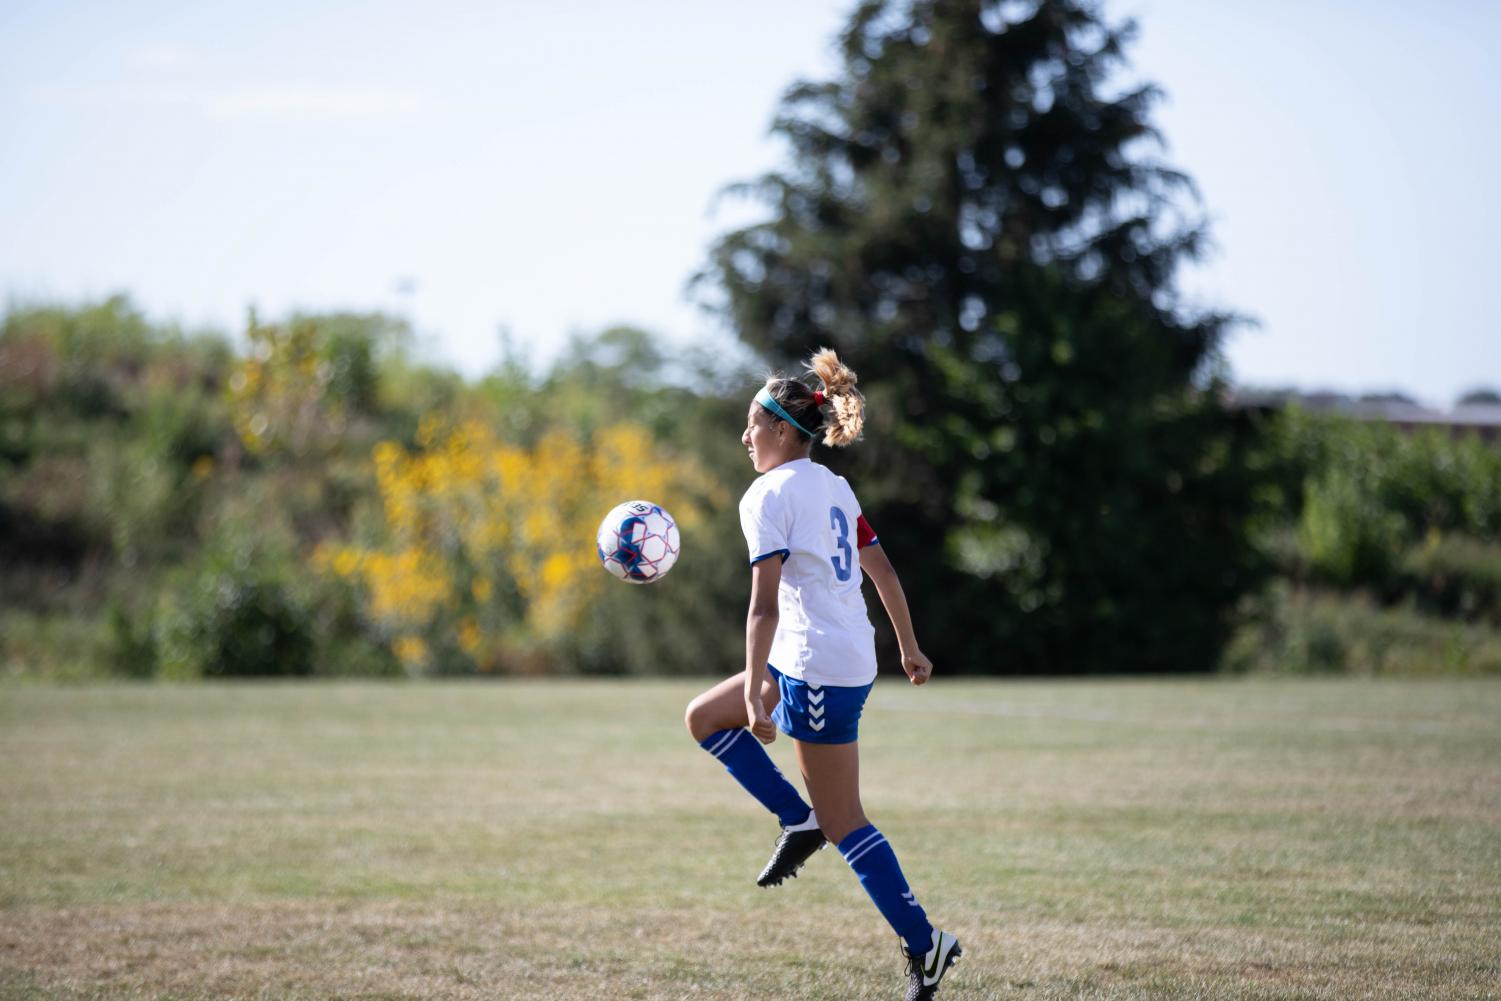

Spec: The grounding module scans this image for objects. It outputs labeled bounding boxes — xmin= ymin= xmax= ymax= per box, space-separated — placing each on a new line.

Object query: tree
xmin=701 ymin=0 xmax=1268 ymax=672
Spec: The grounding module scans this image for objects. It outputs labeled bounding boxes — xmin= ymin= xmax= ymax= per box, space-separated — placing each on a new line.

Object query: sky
xmin=2 ymin=0 xmax=1497 ymax=406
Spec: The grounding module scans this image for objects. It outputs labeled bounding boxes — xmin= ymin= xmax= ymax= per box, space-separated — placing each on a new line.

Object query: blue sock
xmin=699 ymin=728 xmax=811 ymax=828
xmin=838 ymin=824 xmax=934 ymax=955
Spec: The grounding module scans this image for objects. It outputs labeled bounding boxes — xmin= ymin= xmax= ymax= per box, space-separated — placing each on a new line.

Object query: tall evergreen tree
xmin=702 ymin=0 xmax=1268 ymax=672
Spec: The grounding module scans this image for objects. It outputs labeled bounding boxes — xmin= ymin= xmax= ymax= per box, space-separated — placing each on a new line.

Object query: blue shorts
xmin=768 ymin=664 xmax=872 ymax=745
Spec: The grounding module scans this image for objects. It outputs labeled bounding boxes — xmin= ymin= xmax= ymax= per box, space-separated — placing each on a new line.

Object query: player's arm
xmin=859 ymin=537 xmax=934 ymax=685
xmin=744 ymin=556 xmax=782 ymax=741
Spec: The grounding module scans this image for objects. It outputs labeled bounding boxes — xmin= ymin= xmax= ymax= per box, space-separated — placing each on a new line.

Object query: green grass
xmin=2 ymin=678 xmax=1499 ymax=1000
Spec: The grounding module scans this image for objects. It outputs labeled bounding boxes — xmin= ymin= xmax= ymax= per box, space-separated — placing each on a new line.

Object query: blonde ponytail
xmin=808 ymin=347 xmax=865 ymax=447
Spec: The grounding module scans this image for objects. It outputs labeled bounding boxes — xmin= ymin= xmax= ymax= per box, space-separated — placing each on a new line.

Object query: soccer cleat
xmin=755 ymin=826 xmax=827 ymax=887
xmin=902 ymin=929 xmax=962 ymax=1001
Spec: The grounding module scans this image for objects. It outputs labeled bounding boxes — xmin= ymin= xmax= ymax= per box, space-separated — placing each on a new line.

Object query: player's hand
xmin=746 ymin=696 xmax=777 ymax=743
xmin=902 ymin=649 xmax=933 ymax=685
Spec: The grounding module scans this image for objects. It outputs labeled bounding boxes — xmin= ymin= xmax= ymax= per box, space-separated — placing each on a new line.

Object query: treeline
xmin=0 ymin=297 xmax=752 ymax=679
xmin=1230 ymin=410 xmax=1501 ymax=675
xmin=3 ymin=297 xmax=1499 ymax=680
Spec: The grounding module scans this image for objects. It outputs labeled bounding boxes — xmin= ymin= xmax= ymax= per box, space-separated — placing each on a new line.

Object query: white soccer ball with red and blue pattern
xmin=596 ymin=500 xmax=680 ymax=584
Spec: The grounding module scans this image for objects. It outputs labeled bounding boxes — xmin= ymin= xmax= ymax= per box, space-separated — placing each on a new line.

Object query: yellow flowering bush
xmin=317 ymin=417 xmax=712 ymax=673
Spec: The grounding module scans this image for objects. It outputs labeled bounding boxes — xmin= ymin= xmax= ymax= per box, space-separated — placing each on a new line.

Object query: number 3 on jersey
xmin=829 ymin=506 xmax=853 ymax=581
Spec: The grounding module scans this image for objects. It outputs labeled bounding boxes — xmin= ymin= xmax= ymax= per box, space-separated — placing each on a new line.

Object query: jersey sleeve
xmin=739 ymin=486 xmax=790 ymax=565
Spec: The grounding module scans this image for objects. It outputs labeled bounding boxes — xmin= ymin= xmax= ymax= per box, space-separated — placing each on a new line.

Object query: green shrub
xmin=1297 ymin=466 xmax=1406 ymax=587
xmin=0 ymin=610 xmax=111 ymax=681
xmin=1269 ymin=408 xmax=1501 ymax=543
xmin=1225 ymin=582 xmax=1501 ymax=677
xmin=155 ymin=554 xmax=314 ymax=679
xmin=106 ymin=601 xmax=157 ymax=679
xmin=305 ymin=573 xmax=402 ymax=678
xmin=1393 ymin=534 xmax=1501 ymax=623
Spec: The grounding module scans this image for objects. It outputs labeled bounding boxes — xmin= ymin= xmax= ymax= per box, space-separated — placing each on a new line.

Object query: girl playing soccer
xmin=684 ymin=349 xmax=962 ymax=1000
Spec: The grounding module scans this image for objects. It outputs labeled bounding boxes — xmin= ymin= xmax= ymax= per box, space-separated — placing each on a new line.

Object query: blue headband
xmin=755 ymin=387 xmax=818 ymax=439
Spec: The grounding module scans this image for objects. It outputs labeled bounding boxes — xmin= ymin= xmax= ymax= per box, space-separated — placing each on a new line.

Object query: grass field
xmin=2 ymin=678 xmax=1498 ymax=1000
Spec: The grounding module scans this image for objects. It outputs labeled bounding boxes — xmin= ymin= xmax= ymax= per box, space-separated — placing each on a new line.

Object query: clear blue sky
xmin=2 ymin=0 xmax=1497 ymax=404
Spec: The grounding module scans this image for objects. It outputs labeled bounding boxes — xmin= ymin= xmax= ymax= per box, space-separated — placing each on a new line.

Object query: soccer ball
xmin=596 ymin=500 xmax=680 ymax=584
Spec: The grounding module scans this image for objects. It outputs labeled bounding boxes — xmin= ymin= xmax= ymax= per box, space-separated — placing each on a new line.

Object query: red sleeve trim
xmin=856 ymin=514 xmax=878 ymax=549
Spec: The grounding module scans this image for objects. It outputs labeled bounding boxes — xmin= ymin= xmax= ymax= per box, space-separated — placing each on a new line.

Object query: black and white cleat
xmin=902 ymin=930 xmax=962 ymax=1001
xmin=755 ymin=826 xmax=827 ymax=887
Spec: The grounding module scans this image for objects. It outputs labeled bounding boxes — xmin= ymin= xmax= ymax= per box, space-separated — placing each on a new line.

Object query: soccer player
xmin=684 ymin=348 xmax=962 ymax=1000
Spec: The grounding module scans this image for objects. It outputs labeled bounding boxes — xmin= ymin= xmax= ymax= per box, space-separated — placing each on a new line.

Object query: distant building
xmin=1230 ymin=390 xmax=1501 ymax=442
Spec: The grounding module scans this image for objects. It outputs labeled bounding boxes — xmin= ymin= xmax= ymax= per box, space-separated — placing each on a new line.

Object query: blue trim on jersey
xmin=755 ymin=387 xmax=817 ymax=438
xmin=749 ymin=548 xmax=791 ymax=566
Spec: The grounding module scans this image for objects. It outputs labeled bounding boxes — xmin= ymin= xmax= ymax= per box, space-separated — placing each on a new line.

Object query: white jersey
xmin=739 ymin=458 xmax=877 ymax=687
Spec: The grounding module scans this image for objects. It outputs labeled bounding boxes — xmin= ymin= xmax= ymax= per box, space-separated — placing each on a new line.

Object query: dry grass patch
xmin=4 ymin=903 xmax=1496 ymax=1000
xmin=2 ymin=679 xmax=1498 ymax=999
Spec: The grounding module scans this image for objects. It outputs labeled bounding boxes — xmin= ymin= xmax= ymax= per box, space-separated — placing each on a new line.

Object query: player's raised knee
xmin=684 ymin=696 xmax=713 ymax=742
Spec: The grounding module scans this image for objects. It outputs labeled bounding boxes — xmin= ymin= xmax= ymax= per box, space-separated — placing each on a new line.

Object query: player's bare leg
xmin=798 ymin=739 xmax=960 ymax=998
xmin=685 ymin=672 xmax=819 ymax=883
xmin=793 ymin=739 xmax=866 ymax=842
